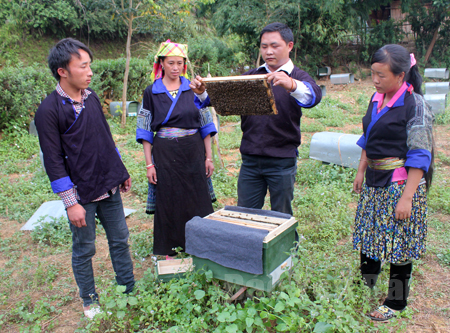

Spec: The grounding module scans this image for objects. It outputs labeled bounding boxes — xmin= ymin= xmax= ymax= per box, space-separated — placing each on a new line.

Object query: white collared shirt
xmin=261 ymin=59 xmax=313 ymax=105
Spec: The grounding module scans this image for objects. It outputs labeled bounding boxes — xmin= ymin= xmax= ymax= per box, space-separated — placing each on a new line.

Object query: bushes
xmin=90 ymin=57 xmax=153 ymax=102
xmin=0 ymin=58 xmax=153 ymax=130
xmin=0 ymin=62 xmax=54 ymax=131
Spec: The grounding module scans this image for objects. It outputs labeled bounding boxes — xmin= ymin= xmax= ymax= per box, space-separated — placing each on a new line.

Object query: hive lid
xmin=205 ymin=208 xmax=297 ymax=243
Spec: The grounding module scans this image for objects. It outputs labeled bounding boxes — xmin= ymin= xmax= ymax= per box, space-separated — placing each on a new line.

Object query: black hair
xmin=371 ymin=44 xmax=423 ymax=96
xmin=48 ymin=38 xmax=93 ymax=81
xmin=260 ymin=22 xmax=294 ymax=45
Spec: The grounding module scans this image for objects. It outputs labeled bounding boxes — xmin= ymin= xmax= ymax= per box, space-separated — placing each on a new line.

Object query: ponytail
xmin=407 ymin=64 xmax=423 ymax=96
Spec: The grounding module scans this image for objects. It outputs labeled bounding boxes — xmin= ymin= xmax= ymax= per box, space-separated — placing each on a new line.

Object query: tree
xmin=106 ymin=0 xmax=214 ymax=126
xmin=105 ymin=0 xmax=154 ymax=126
xmin=210 ymin=0 xmax=356 ymax=71
xmin=402 ymin=0 xmax=450 ymax=67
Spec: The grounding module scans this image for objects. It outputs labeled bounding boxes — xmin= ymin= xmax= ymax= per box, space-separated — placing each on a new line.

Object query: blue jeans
xmin=69 ymin=190 xmax=135 ymax=307
xmin=237 ymin=154 xmax=297 ymax=215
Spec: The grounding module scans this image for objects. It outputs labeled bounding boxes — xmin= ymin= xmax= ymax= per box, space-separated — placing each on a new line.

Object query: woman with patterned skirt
xmin=353 ymin=44 xmax=434 ymax=321
xmin=136 ymin=40 xmax=217 ymax=257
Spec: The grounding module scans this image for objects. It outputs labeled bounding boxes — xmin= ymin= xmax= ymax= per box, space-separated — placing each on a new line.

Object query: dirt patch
xmin=8 ymin=173 xmax=33 ymax=184
xmin=401 ymin=252 xmax=450 ymax=332
xmin=0 ymin=217 xmax=23 ymax=238
xmin=218 ymin=197 xmax=236 ymax=206
xmin=220 ymin=123 xmax=240 ymax=133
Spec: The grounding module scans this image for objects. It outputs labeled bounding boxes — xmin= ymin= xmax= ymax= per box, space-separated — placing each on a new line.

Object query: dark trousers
xmin=237 ymin=154 xmax=297 ymax=215
xmin=360 ymin=252 xmax=412 ymax=311
xmin=69 ymin=190 xmax=135 ymax=307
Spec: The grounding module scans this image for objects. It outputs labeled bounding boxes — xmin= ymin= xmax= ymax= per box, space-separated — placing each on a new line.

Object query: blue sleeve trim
xmin=405 ymin=149 xmax=431 ymax=172
xmin=356 ymin=135 xmax=366 ymax=149
xmin=115 ymin=147 xmax=121 ymax=159
xmin=295 ymin=81 xmax=316 ymax=108
xmin=199 ymin=122 xmax=217 ymax=139
xmin=136 ymin=128 xmax=154 ymax=145
xmin=51 ymin=176 xmax=74 ymax=193
xmin=194 ymin=95 xmax=211 ymax=109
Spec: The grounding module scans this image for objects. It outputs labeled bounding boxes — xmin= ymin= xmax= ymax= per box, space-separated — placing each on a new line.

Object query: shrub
xmin=0 ymin=58 xmax=153 ymax=130
xmin=90 ymin=57 xmax=153 ymax=102
xmin=0 ymin=62 xmax=54 ymax=130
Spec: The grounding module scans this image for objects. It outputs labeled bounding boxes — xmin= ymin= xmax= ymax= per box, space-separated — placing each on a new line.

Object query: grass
xmin=0 ymin=79 xmax=449 ymax=332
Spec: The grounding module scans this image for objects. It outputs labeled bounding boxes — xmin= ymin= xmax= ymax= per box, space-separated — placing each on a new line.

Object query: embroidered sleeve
xmin=198 ymin=107 xmax=217 ymax=139
xmin=136 ymin=89 xmax=154 ymax=144
xmin=405 ymin=93 xmax=434 ymax=172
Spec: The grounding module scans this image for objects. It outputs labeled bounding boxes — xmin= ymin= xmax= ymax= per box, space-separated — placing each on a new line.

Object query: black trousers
xmin=360 ymin=252 xmax=412 ymax=311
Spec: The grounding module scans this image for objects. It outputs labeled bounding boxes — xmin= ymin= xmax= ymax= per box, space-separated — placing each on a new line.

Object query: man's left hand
xmin=266 ymin=72 xmax=296 ymax=92
xmin=120 ymin=177 xmax=132 ymax=193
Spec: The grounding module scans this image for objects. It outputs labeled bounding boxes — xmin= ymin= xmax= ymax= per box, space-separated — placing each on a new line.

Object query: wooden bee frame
xmin=202 ymin=75 xmax=278 ymax=116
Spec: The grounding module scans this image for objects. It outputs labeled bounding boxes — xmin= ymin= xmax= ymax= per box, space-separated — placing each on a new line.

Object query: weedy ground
xmin=0 ymin=78 xmax=449 ymax=332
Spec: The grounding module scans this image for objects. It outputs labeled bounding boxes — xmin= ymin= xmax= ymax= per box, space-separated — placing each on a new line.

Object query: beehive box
xmin=202 ymin=75 xmax=278 ymax=116
xmin=190 ymin=207 xmax=297 ymax=292
xmin=309 ymin=132 xmax=362 ymax=169
xmin=156 ymin=258 xmax=193 ymax=282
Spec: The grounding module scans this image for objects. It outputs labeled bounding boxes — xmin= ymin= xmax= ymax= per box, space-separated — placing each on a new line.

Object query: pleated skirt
xmin=353 ymin=182 xmax=428 ymax=263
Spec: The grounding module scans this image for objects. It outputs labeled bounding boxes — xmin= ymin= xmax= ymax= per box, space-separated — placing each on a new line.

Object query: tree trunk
xmin=256 ymin=49 xmax=261 ymax=68
xmin=121 ymin=15 xmax=133 ymax=127
xmin=424 ymin=26 xmax=440 ymax=66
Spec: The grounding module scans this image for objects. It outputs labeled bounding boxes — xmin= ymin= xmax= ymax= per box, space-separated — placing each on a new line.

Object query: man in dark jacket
xmin=237 ymin=22 xmax=322 ymax=215
xmin=191 ymin=22 xmax=322 ymax=215
xmin=35 ymin=38 xmax=134 ymax=319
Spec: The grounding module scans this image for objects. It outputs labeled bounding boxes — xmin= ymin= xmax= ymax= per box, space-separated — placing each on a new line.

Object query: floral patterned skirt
xmin=353 ymin=182 xmax=428 ymax=263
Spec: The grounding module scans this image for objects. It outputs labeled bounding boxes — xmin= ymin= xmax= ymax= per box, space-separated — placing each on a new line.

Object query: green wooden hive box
xmin=190 ymin=207 xmax=297 ymax=292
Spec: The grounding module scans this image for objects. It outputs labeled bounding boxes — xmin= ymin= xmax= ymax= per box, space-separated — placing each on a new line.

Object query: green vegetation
xmin=1 ymin=91 xmax=449 ymax=331
xmin=1 ymin=0 xmax=450 ymax=331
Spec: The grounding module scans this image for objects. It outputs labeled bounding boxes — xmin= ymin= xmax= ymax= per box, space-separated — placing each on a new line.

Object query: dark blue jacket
xmin=241 ymin=66 xmax=322 ymax=158
xmin=35 ymin=89 xmax=129 ymax=204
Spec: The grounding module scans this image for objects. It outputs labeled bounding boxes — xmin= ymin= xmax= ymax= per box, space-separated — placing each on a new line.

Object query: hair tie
xmin=410 ymin=53 xmax=416 ymax=68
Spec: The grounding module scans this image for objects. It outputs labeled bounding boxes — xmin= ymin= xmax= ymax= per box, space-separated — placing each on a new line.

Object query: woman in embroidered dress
xmin=136 ymin=40 xmax=217 ymax=258
xmin=353 ymin=44 xmax=434 ymax=321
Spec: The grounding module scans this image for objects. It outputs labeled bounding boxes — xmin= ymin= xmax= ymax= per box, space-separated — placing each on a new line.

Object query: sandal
xmin=368 ymin=305 xmax=396 ymax=322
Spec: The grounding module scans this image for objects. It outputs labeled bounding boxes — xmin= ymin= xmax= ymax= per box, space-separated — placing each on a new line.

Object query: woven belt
xmin=367 ymin=157 xmax=405 ymax=170
xmin=157 ymin=127 xmax=198 ymax=138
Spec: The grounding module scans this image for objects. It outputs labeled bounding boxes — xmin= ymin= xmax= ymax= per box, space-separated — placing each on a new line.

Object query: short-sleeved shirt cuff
xmin=199 ymin=122 xmax=217 ymax=139
xmin=194 ymin=94 xmax=211 ymax=109
xmin=356 ymin=135 xmax=366 ymax=150
xmin=405 ymin=149 xmax=432 ymax=172
xmin=136 ymin=128 xmax=154 ymax=145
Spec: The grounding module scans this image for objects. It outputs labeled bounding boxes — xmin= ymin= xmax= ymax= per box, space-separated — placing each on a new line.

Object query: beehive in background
xmin=202 ymin=75 xmax=278 ymax=116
